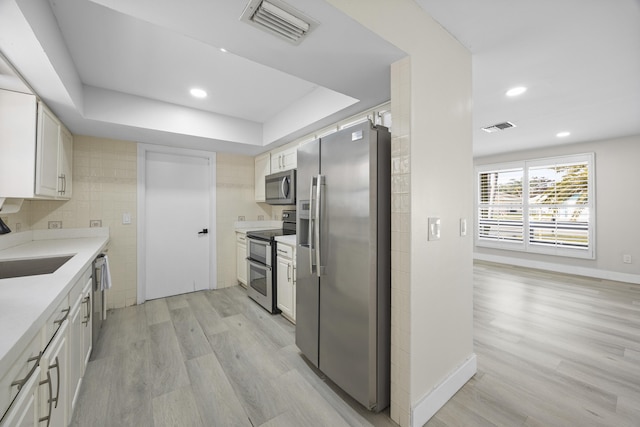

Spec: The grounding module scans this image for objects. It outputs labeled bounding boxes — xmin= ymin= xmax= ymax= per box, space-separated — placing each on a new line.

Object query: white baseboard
xmin=474 ymin=252 xmax=640 ymax=284
xmin=411 ymin=354 xmax=477 ymax=427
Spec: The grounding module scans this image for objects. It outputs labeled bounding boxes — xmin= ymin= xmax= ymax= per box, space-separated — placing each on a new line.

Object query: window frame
xmin=475 ymin=153 xmax=596 ymax=259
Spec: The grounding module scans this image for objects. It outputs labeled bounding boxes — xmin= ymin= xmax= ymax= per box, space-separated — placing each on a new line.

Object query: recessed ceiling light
xmin=190 ymin=88 xmax=207 ymax=98
xmin=556 ymin=131 xmax=571 ymax=138
xmin=220 ymin=48 xmax=227 ymax=53
xmin=506 ymin=86 xmax=527 ymax=97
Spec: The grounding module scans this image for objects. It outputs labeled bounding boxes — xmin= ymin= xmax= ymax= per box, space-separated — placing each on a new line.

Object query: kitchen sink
xmin=0 ymin=255 xmax=75 ymax=280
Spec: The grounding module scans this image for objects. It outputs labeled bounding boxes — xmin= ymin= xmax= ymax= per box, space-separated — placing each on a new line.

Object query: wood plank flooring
xmin=71 ymin=286 xmax=396 ymax=427
xmin=425 ymin=262 xmax=640 ymax=427
xmin=71 ymin=263 xmax=640 ymax=426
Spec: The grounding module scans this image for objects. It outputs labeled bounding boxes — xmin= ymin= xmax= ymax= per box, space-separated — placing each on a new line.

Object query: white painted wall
xmin=474 ymin=134 xmax=640 ymax=283
xmin=328 ymin=1 xmax=474 ymax=426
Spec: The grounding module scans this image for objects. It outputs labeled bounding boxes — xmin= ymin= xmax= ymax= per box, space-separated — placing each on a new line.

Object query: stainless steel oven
xmin=246 ymin=236 xmax=276 ymax=313
xmin=245 ymin=210 xmax=296 ymax=314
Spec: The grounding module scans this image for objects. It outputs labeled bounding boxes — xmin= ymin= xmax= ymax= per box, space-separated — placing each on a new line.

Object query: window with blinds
xmin=476 ymin=153 xmax=595 ymax=259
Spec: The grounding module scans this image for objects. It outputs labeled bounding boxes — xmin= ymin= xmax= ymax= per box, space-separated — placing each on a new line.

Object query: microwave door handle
xmin=281 ymin=176 xmax=289 ymax=198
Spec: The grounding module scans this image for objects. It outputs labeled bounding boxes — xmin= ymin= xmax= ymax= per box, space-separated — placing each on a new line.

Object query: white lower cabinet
xmin=39 ymin=321 xmax=68 ymax=427
xmin=68 ymin=277 xmax=91 ymax=415
xmin=0 ymin=366 xmax=41 ymax=427
xmin=1 ymin=267 xmax=92 ymax=427
xmin=236 ymin=233 xmax=247 ymax=287
xmin=276 ymin=242 xmax=296 ymax=323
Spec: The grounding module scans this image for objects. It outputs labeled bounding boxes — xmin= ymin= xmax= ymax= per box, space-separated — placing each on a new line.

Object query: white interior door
xmin=144 ymin=151 xmax=211 ymax=300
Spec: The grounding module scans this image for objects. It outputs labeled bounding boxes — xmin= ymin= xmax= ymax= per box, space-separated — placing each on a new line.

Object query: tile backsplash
xmin=1 ymin=135 xmax=138 ymax=309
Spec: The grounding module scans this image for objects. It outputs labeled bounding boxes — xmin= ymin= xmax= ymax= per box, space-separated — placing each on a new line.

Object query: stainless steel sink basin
xmin=0 ymin=255 xmax=74 ymax=279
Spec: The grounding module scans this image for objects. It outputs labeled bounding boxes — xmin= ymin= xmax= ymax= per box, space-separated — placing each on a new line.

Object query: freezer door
xmin=295 ymin=140 xmax=320 ymax=367
xmin=318 ymin=123 xmax=380 ymax=409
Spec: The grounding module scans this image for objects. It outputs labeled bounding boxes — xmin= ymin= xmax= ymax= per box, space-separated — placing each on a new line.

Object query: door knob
xmin=198 ymin=228 xmax=208 ymax=235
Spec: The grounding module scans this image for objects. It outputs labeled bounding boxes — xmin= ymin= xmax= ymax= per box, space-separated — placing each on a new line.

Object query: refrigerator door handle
xmin=309 ymin=176 xmax=317 ymax=274
xmin=315 ymin=174 xmax=325 ymax=277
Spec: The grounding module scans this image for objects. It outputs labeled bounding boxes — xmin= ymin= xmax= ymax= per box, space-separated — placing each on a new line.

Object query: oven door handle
xmin=246 ymin=258 xmax=272 ymax=271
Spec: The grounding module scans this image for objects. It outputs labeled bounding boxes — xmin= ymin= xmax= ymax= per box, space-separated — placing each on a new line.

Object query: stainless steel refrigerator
xmin=296 ymin=121 xmax=391 ymax=412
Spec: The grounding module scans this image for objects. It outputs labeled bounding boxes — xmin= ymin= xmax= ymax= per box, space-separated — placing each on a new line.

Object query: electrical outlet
xmin=623 ymin=254 xmax=632 ymax=264
xmin=48 ymin=221 xmax=62 ymax=229
xmin=238 ymin=216 xmax=245 ymax=221
xmin=15 ymin=223 xmax=22 ymax=232
xmin=258 ymin=215 xmax=264 ymax=220
xmin=90 ymin=220 xmax=102 ymax=228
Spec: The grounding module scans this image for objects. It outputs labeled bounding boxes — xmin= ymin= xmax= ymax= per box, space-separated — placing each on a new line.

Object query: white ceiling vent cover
xmin=240 ymin=0 xmax=317 ymax=45
xmin=482 ymin=121 xmax=516 ymax=133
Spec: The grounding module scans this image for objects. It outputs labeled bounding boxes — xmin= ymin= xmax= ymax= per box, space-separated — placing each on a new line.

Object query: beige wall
xmin=475 ymin=134 xmax=640 ymax=280
xmin=390 ymin=56 xmax=412 ymax=425
xmin=1 ymin=137 xmax=291 ymax=307
xmin=328 ymin=1 xmax=474 ymax=425
xmin=216 ymin=152 xmax=274 ymax=288
xmin=2 ymin=135 xmax=138 ymax=309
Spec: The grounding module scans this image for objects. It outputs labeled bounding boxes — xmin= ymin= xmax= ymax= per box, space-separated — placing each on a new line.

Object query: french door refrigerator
xmin=296 ymin=121 xmax=391 ymax=412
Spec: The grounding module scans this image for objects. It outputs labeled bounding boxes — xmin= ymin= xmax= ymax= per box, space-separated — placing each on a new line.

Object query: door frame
xmin=137 ymin=144 xmax=217 ymax=304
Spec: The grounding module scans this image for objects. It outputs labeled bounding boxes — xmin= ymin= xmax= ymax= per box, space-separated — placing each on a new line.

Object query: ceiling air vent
xmin=482 ymin=121 xmax=516 ymax=133
xmin=240 ymin=0 xmax=317 ymax=45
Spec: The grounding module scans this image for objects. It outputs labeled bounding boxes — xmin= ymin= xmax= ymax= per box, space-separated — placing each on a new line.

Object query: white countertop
xmin=234 ymin=220 xmax=283 ymax=234
xmin=0 ymin=228 xmax=109 ymax=376
xmin=275 ymin=235 xmax=296 ymax=246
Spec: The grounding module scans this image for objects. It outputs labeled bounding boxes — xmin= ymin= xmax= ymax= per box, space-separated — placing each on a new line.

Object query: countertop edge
xmin=0 ymin=232 xmax=110 ymax=377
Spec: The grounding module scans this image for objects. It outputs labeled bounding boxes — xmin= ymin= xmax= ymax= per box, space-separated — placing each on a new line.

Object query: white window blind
xmin=478 ymin=168 xmax=524 ymax=243
xmin=476 ymin=153 xmax=595 ymax=259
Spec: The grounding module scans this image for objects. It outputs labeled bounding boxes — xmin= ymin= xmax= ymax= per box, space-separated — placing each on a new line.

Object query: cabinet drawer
xmin=276 ymin=243 xmax=293 ymax=259
xmin=236 ymin=233 xmax=247 ymax=244
xmin=67 ymin=267 xmax=91 ymax=308
xmin=0 ymin=334 xmax=40 ymax=419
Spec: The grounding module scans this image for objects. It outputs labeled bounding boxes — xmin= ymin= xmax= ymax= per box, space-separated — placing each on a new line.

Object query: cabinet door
xmin=0 ymin=90 xmax=38 ymax=198
xmin=57 ymin=126 xmax=73 ymax=199
xmin=35 ymin=103 xmax=60 ymax=197
xmin=81 ymin=280 xmax=92 ymax=369
xmin=276 ymin=255 xmax=294 ymax=320
xmin=0 ymin=366 xmax=40 ymax=427
xmin=236 ymin=240 xmax=247 ymax=286
xmin=40 ymin=322 xmax=68 ymax=427
xmin=67 ymin=297 xmax=83 ymax=416
xmin=254 ymin=153 xmax=270 ymax=202
xmin=270 ymin=153 xmax=283 ymax=173
xmin=281 ymin=147 xmax=297 ymax=171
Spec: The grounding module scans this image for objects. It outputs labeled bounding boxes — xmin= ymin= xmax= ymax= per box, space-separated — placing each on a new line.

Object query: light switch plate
xmin=428 ymin=217 xmax=441 ymax=241
xmin=460 ymin=218 xmax=467 ymax=236
xmin=122 ymin=212 xmax=131 ymax=225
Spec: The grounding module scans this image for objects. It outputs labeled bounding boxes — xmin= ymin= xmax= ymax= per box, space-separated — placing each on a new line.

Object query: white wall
xmin=327 ymin=1 xmax=474 ymax=426
xmin=474 ymin=134 xmax=640 ymax=283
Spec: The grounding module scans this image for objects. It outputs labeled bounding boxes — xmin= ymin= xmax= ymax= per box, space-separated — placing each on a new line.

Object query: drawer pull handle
xmin=82 ymin=296 xmax=91 ymax=325
xmin=39 ymin=371 xmax=53 ymax=427
xmin=49 ymin=356 xmax=61 ymax=409
xmin=10 ymin=353 xmax=41 ymax=391
xmin=53 ymin=307 xmax=70 ymax=326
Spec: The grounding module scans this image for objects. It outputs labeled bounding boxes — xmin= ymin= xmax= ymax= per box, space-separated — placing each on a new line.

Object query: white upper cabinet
xmin=254 ymin=152 xmax=271 ymax=202
xmin=35 ymin=104 xmax=61 ymax=197
xmin=0 ymin=90 xmax=72 ymax=200
xmin=58 ymin=126 xmax=73 ymax=198
xmin=270 ymin=146 xmax=297 ymax=173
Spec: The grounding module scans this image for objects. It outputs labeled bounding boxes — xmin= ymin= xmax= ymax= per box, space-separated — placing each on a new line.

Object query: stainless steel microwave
xmin=265 ymin=169 xmax=296 ymax=205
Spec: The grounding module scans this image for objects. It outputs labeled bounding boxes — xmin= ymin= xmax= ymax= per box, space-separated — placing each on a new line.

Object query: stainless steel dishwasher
xmin=92 ymin=254 xmax=106 ymax=348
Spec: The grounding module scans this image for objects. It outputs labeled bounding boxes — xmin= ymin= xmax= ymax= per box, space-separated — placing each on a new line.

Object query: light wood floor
xmin=71 ymin=263 xmax=640 ymax=426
